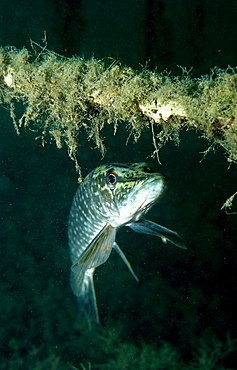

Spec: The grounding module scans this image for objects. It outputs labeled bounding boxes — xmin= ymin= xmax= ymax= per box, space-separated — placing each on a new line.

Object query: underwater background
xmin=1 ymin=0 xmax=237 ymax=368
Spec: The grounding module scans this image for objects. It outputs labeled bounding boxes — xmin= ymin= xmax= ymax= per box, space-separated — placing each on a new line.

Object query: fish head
xmin=87 ymin=162 xmax=168 ymax=227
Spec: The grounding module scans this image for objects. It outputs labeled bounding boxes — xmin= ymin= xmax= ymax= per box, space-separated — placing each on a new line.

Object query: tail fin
xmin=70 ymin=268 xmax=99 ymax=324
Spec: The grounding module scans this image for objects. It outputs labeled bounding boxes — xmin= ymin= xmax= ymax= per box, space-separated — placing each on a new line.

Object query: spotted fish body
xmin=68 ymin=163 xmax=186 ymax=323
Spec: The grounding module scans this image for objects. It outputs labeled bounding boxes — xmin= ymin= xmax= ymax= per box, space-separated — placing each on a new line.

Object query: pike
xmin=68 ymin=163 xmax=186 ymax=323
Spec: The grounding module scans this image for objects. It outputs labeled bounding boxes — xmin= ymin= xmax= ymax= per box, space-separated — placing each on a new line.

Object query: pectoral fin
xmin=128 ymin=219 xmax=187 ymax=249
xmin=72 ymin=224 xmax=116 ymax=273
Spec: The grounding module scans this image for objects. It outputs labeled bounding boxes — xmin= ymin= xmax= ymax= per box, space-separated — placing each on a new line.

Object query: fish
xmin=68 ymin=162 xmax=186 ymax=324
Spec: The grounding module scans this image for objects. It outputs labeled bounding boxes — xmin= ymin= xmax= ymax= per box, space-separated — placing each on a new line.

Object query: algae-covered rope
xmin=1 ymin=46 xmax=237 ymax=170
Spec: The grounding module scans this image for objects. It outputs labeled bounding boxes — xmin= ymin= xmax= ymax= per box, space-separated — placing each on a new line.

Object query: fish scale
xmin=68 ymin=163 xmax=186 ymax=323
xmin=68 ymin=187 xmax=106 ymax=264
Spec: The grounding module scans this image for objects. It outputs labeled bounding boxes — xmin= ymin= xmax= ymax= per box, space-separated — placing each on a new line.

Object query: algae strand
xmin=1 ymin=46 xmax=237 ymax=172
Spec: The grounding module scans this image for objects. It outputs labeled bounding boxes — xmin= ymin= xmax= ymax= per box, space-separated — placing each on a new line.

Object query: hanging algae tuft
xmin=1 ymin=46 xmax=237 ymax=174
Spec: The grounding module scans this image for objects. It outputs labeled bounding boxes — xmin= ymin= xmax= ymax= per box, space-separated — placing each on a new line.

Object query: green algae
xmin=1 ymin=46 xmax=237 ymax=175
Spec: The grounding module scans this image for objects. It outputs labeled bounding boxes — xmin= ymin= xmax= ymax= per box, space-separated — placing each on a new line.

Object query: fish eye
xmin=106 ymin=169 xmax=118 ymax=189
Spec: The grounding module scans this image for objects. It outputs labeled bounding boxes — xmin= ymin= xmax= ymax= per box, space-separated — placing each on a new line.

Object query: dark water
xmin=1 ymin=1 xmax=237 ymax=369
